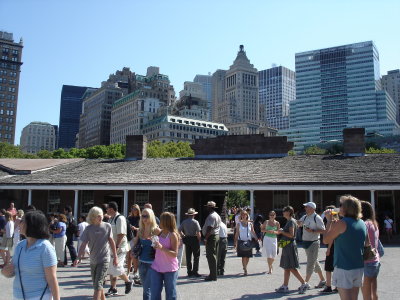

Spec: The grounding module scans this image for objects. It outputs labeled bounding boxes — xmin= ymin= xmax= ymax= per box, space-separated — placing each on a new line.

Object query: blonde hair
xmin=130 ymin=204 xmax=141 ymax=217
xmin=17 ymin=210 xmax=24 ymax=218
xmin=340 ymin=195 xmax=362 ymax=220
xmin=160 ymin=212 xmax=179 ymax=237
xmin=138 ymin=208 xmax=157 ymax=238
xmin=87 ymin=206 xmax=103 ymax=225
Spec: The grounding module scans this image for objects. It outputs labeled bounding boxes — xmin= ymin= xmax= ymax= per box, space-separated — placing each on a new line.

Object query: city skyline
xmin=1 ymin=0 xmax=399 ymax=144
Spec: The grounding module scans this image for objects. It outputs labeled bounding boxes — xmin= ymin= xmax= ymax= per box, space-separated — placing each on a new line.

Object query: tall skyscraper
xmin=259 ymin=66 xmax=296 ymax=130
xmin=110 ymin=67 xmax=176 ymax=145
xmin=193 ymin=74 xmax=212 ymax=120
xmin=381 ymin=69 xmax=400 ymax=124
xmin=283 ymin=41 xmax=399 ymax=150
xmin=0 ymin=31 xmax=23 ymax=144
xmin=58 ymin=85 xmax=92 ymax=149
xmin=212 ymin=45 xmax=260 ymax=134
xmin=78 ymin=67 xmax=136 ymax=148
xmin=20 ymin=122 xmax=57 ymax=154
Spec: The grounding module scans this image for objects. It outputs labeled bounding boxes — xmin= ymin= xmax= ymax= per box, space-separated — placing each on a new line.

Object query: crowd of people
xmin=0 ymin=195 xmax=390 ymax=300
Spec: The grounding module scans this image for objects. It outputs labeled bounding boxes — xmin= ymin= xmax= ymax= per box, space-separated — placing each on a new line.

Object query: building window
xmin=48 ymin=191 xmax=61 ymax=214
xmin=135 ymin=190 xmax=149 ymax=208
xmin=163 ymin=191 xmax=177 ymax=214
xmin=273 ymin=190 xmax=289 ymax=210
xmin=80 ymin=190 xmax=94 ymax=214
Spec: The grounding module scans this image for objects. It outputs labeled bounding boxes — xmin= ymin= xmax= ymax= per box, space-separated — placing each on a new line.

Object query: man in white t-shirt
xmin=298 ymin=202 xmax=326 ymax=289
xmin=105 ymin=202 xmax=133 ymax=297
xmin=384 ymin=215 xmax=394 ymax=241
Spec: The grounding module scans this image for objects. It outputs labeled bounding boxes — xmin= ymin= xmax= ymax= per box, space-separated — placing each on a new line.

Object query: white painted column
xmin=74 ymin=190 xmax=79 ymax=221
xmin=28 ymin=189 xmax=32 ymax=206
xmin=250 ymin=190 xmax=254 ymax=220
xmin=123 ymin=190 xmax=129 ymax=216
xmin=370 ymin=190 xmax=376 ymax=210
xmin=177 ymin=190 xmax=182 ymax=225
xmin=309 ymin=190 xmax=314 ymax=203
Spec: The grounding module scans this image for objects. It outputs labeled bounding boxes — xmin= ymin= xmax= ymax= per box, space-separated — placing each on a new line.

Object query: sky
xmin=1 ymin=0 xmax=399 ymax=145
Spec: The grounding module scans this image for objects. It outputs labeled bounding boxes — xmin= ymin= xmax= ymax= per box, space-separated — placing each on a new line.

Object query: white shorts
xmin=332 ymin=267 xmax=364 ymax=289
xmin=108 ymin=250 xmax=127 ymax=277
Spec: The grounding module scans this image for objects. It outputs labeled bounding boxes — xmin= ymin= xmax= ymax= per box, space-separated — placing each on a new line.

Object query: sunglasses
xmin=142 ymin=215 xmax=149 ymax=219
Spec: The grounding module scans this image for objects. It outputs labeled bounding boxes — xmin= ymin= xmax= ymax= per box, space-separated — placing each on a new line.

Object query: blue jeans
xmin=150 ymin=268 xmax=178 ymax=300
xmin=139 ymin=262 xmax=152 ymax=300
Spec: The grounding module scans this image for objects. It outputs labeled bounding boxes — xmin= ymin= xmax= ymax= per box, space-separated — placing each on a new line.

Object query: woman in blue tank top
xmin=323 ymin=195 xmax=366 ymax=300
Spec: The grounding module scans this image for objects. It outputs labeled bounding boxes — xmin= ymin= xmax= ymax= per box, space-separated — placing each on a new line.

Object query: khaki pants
xmin=304 ymin=240 xmax=322 ymax=276
xmin=205 ymin=234 xmax=219 ymax=279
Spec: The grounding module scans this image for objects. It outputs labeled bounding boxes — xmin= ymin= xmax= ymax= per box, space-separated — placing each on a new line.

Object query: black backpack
xmin=114 ymin=214 xmax=134 ymax=242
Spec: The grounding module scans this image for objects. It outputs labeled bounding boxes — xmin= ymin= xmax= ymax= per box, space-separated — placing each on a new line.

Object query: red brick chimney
xmin=343 ymin=128 xmax=365 ymax=157
xmin=125 ymin=135 xmax=147 ymax=160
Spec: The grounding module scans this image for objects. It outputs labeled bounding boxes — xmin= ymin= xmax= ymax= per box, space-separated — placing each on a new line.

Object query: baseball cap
xmin=303 ymin=202 xmax=316 ymax=209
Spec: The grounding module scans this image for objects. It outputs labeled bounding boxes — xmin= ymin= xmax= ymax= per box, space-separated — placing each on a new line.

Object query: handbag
xmin=237 ymin=240 xmax=253 ymax=252
xmin=377 ymin=239 xmax=384 ymax=257
xmin=18 ymin=246 xmax=49 ymax=300
xmin=363 ymin=231 xmax=377 ymax=261
xmin=132 ymin=238 xmax=142 ymax=259
xmin=278 ymin=239 xmax=291 ymax=248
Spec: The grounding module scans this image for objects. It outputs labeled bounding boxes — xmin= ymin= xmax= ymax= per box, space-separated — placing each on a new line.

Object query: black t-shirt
xmin=127 ymin=215 xmax=140 ymax=237
xmin=0 ymin=216 xmax=5 ymax=234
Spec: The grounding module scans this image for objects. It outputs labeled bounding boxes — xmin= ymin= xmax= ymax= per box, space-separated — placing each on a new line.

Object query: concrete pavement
xmin=1 ymin=245 xmax=397 ymax=299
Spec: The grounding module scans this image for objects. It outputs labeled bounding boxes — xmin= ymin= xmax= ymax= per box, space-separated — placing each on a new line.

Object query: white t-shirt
xmin=110 ymin=213 xmax=128 ymax=252
xmin=301 ymin=213 xmax=325 ymax=241
xmin=219 ymin=222 xmax=228 ymax=238
xmin=384 ymin=219 xmax=393 ymax=229
xmin=78 ymin=221 xmax=89 ymax=240
xmin=6 ymin=221 xmax=14 ymax=238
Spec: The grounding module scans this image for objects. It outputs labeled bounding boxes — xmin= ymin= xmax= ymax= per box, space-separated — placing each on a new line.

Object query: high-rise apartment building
xmin=0 ymin=31 xmax=23 ymax=144
xmin=110 ymin=67 xmax=176 ymax=145
xmin=259 ymin=66 xmax=296 ymax=130
xmin=78 ymin=68 xmax=134 ymax=148
xmin=193 ymin=74 xmax=212 ymax=120
xmin=58 ymin=85 xmax=93 ymax=149
xmin=283 ymin=41 xmax=399 ymax=150
xmin=212 ymin=45 xmax=260 ymax=134
xmin=142 ymin=115 xmax=228 ymax=144
xmin=381 ymin=70 xmax=400 ymax=124
xmin=20 ymin=122 xmax=57 ymax=154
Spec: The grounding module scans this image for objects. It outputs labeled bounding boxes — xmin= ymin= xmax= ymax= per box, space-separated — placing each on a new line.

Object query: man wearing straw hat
xmin=179 ymin=208 xmax=202 ymax=277
xmin=202 ymin=201 xmax=221 ymax=281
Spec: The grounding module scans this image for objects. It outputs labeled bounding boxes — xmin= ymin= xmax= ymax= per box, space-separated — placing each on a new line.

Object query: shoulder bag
xmin=363 ymin=229 xmax=377 ymax=261
xmin=18 ymin=246 xmax=49 ymax=300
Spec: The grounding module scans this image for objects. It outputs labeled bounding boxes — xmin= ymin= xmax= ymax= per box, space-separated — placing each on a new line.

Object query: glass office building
xmin=58 ymin=85 xmax=91 ymax=149
xmin=283 ymin=41 xmax=399 ymax=150
xmin=259 ymin=66 xmax=295 ymax=130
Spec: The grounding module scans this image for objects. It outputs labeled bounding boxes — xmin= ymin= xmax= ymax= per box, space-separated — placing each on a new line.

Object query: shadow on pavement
xmin=231 ymin=291 xmax=322 ymax=299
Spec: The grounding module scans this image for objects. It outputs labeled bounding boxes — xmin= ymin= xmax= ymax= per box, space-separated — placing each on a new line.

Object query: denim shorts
xmin=364 ymin=261 xmax=381 ymax=278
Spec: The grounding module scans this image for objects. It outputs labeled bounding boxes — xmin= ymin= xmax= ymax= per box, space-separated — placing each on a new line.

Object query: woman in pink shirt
xmin=150 ymin=212 xmax=179 ymax=300
xmin=361 ymin=201 xmax=380 ymax=300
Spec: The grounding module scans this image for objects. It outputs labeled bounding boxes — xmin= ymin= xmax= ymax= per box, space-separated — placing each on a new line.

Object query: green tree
xmin=85 ymin=145 xmax=109 ymax=159
xmin=147 ymin=141 xmax=194 ymax=158
xmin=304 ymin=146 xmax=327 ymax=155
xmin=288 ymin=150 xmax=296 ymax=156
xmin=0 ymin=142 xmax=25 ymax=158
xmin=366 ymin=147 xmax=397 ymax=154
xmin=68 ymin=148 xmax=87 ymax=158
xmin=52 ymin=148 xmax=72 ymax=158
xmin=37 ymin=150 xmax=53 ymax=158
xmin=106 ymin=144 xmax=125 ymax=159
xmin=226 ymin=190 xmax=249 ymax=208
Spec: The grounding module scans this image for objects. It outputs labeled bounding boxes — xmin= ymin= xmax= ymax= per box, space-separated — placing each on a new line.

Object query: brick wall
xmin=125 ymin=135 xmax=147 ymax=160
xmin=191 ymin=134 xmax=294 ymax=157
xmin=343 ymin=128 xmax=365 ymax=156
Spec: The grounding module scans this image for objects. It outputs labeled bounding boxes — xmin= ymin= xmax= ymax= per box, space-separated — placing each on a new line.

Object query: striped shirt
xmin=13 ymin=239 xmax=57 ymax=299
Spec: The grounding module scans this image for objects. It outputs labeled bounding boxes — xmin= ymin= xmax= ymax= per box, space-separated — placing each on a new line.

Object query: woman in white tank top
xmin=234 ymin=211 xmax=257 ymax=276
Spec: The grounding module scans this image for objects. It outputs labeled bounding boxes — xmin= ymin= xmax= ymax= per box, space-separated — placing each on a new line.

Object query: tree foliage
xmin=304 ymin=146 xmax=327 ymax=155
xmin=226 ymin=190 xmax=249 ymax=208
xmin=366 ymin=147 xmax=397 ymax=154
xmin=147 ymin=141 xmax=194 ymax=158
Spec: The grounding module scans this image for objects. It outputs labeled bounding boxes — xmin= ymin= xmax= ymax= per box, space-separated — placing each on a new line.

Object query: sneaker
xmin=133 ymin=272 xmax=140 ymax=280
xmin=125 ymin=281 xmax=133 ymax=294
xmin=192 ymin=272 xmax=201 ymax=277
xmin=105 ymin=288 xmax=118 ymax=297
xmin=333 ymin=287 xmax=339 ymax=293
xmin=315 ymin=280 xmax=326 ymax=289
xmin=298 ymin=283 xmax=309 ymax=294
xmin=275 ymin=285 xmax=289 ymax=293
xmin=320 ymin=286 xmax=333 ymax=294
